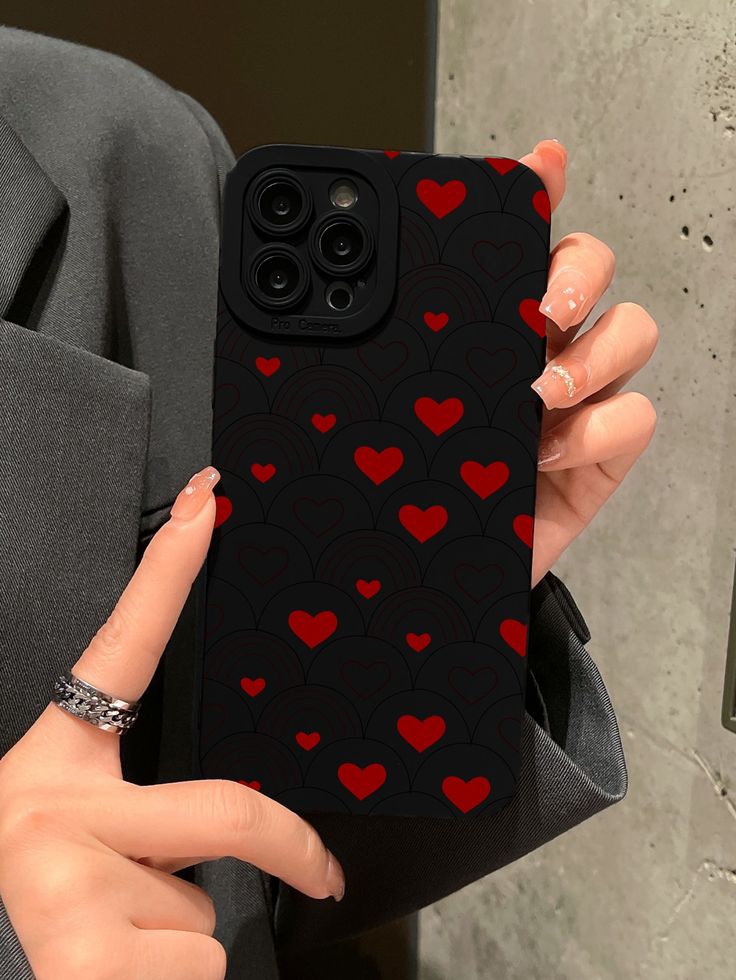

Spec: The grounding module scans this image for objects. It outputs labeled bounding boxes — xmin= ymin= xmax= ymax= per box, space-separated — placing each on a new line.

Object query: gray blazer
xmin=0 ymin=27 xmax=627 ymax=980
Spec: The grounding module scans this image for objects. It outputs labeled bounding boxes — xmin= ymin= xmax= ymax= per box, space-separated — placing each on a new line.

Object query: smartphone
xmin=194 ymin=144 xmax=550 ymax=818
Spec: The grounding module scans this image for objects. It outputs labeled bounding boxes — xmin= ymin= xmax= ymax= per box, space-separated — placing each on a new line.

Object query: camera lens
xmin=258 ymin=180 xmax=301 ymax=226
xmin=248 ymin=247 xmax=309 ymax=309
xmin=249 ymin=171 xmax=311 ymax=234
xmin=313 ymin=215 xmax=372 ymax=274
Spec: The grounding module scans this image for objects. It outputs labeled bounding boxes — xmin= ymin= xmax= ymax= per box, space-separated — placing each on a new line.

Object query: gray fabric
xmin=0 ymin=26 xmax=275 ymax=980
xmin=0 ymin=26 xmax=627 ymax=980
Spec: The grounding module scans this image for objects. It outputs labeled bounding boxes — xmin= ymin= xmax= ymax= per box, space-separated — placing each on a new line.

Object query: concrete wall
xmin=426 ymin=2 xmax=736 ymax=977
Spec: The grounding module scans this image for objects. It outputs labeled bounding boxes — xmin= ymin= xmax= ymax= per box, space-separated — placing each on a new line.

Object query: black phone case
xmin=195 ymin=145 xmax=550 ymax=818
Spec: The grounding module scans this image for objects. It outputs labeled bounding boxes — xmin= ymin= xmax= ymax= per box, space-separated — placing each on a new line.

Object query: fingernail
xmin=325 ymin=851 xmax=346 ymax=902
xmin=539 ymin=268 xmax=590 ymax=330
xmin=170 ymin=466 xmax=220 ymax=521
xmin=538 ymin=436 xmax=563 ymax=469
xmin=535 ymin=138 xmax=567 ymax=168
xmin=531 ymin=357 xmax=590 ymax=410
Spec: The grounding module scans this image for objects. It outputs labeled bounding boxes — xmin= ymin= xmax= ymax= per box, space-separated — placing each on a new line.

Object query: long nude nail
xmin=170 ymin=466 xmax=220 ymax=521
xmin=538 ymin=436 xmax=563 ymax=469
xmin=531 ymin=357 xmax=590 ymax=410
xmin=325 ymin=851 xmax=346 ymax=902
xmin=535 ymin=138 xmax=567 ymax=168
xmin=540 ymin=268 xmax=590 ymax=330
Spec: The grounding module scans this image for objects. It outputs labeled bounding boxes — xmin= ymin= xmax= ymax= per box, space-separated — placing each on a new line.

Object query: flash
xmin=330 ymin=180 xmax=358 ymax=209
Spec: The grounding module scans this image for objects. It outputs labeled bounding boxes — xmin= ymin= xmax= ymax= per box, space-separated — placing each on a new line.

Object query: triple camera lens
xmin=245 ymin=169 xmax=373 ymax=312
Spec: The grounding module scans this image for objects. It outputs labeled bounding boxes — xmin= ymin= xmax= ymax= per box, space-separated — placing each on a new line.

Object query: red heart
xmin=255 ymin=355 xmax=281 ymax=377
xmin=250 ymin=462 xmax=276 ymax=483
xmin=384 ymin=149 xmax=400 ymax=159
xmin=485 ymin=157 xmax=519 ymax=175
xmin=423 ymin=311 xmax=449 ymax=333
xmin=416 ymin=178 xmax=467 ymax=219
xmin=414 ymin=396 xmax=464 ymax=436
xmin=312 ymin=412 xmax=336 ymax=433
xmin=238 ymin=779 xmax=262 ymax=791
xmin=240 ymin=676 xmax=266 ymax=697
xmin=442 ymin=775 xmax=491 ymax=813
xmin=356 ymin=578 xmax=381 ymax=599
xmin=513 ymin=514 xmax=534 ymax=548
xmin=354 ymin=446 xmax=404 ymax=485
xmin=532 ymin=189 xmax=551 ymax=222
xmin=295 ymin=731 xmax=321 ymax=751
xmin=214 ymin=495 xmax=233 ymax=528
xmin=399 ymin=504 xmax=448 ymax=543
xmin=519 ymin=298 xmax=547 ymax=338
xmin=397 ymin=714 xmax=446 ymax=752
xmin=337 ymin=762 xmax=387 ymax=800
xmin=460 ymin=460 xmax=509 ymax=500
xmin=500 ymin=618 xmax=528 ymax=657
xmin=288 ymin=610 xmax=338 ymax=649
xmin=406 ymin=631 xmax=431 ymax=652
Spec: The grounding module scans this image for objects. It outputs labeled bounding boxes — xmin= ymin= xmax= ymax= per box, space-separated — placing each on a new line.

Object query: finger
xmin=540 ymin=232 xmax=616 ymax=339
xmin=532 ymin=392 xmax=657 ymax=585
xmin=518 ymin=139 xmax=567 ymax=212
xmin=138 ymin=855 xmax=220 ymax=874
xmin=122 ymin=860 xmax=217 ymax=935
xmin=134 ymin=929 xmax=226 ymax=980
xmin=71 ymin=466 xmax=220 ymax=703
xmin=103 ymin=780 xmax=346 ymax=902
xmin=531 ymin=302 xmax=658 ymax=412
xmin=537 ymin=391 xmax=657 ymax=473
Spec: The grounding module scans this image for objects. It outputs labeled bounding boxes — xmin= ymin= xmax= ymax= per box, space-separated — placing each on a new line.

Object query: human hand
xmin=0 ymin=467 xmax=344 ymax=980
xmin=519 ymin=141 xmax=659 ymax=585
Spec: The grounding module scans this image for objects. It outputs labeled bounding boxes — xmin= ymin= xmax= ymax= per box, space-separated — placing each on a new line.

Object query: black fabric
xmin=0 ymin=27 xmax=627 ymax=980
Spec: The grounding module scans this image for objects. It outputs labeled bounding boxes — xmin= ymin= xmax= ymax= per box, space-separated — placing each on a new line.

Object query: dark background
xmin=3 ymin=0 xmax=436 ymax=155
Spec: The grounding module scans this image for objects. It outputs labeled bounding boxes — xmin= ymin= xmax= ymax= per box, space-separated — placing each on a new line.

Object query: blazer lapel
xmin=0 ymin=114 xmax=66 ymax=319
xmin=0 ymin=115 xmax=152 ymax=755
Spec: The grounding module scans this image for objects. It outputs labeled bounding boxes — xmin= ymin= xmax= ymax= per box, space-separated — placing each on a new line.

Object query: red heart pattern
xmin=295 ymin=731 xmax=321 ymax=751
xmin=513 ymin=514 xmax=534 ymax=548
xmin=442 ymin=775 xmax=491 ymax=813
xmin=240 ymin=676 xmax=266 ymax=697
xmin=416 ymin=178 xmax=467 ymax=219
xmin=214 ymin=495 xmax=233 ymax=528
xmin=519 ymin=298 xmax=547 ymax=338
xmin=251 ymin=462 xmax=276 ymax=483
xmin=338 ymin=762 xmax=387 ymax=800
xmin=485 ymin=157 xmax=519 ymax=175
xmin=288 ymin=610 xmax=338 ymax=649
xmin=500 ymin=618 xmax=528 ymax=657
xmin=460 ymin=460 xmax=510 ymax=500
xmin=238 ymin=779 xmax=262 ymax=791
xmin=255 ymin=355 xmax=281 ymax=377
xmin=397 ymin=714 xmax=446 ymax=752
xmin=354 ymin=446 xmax=404 ymax=485
xmin=423 ymin=311 xmax=449 ymax=332
xmin=414 ymin=396 xmax=464 ymax=436
xmin=532 ymin=189 xmax=551 ymax=222
xmin=312 ymin=412 xmax=336 ymax=433
xmin=399 ymin=504 xmax=448 ymax=543
xmin=356 ymin=578 xmax=381 ymax=599
xmin=406 ymin=632 xmax=431 ymax=652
